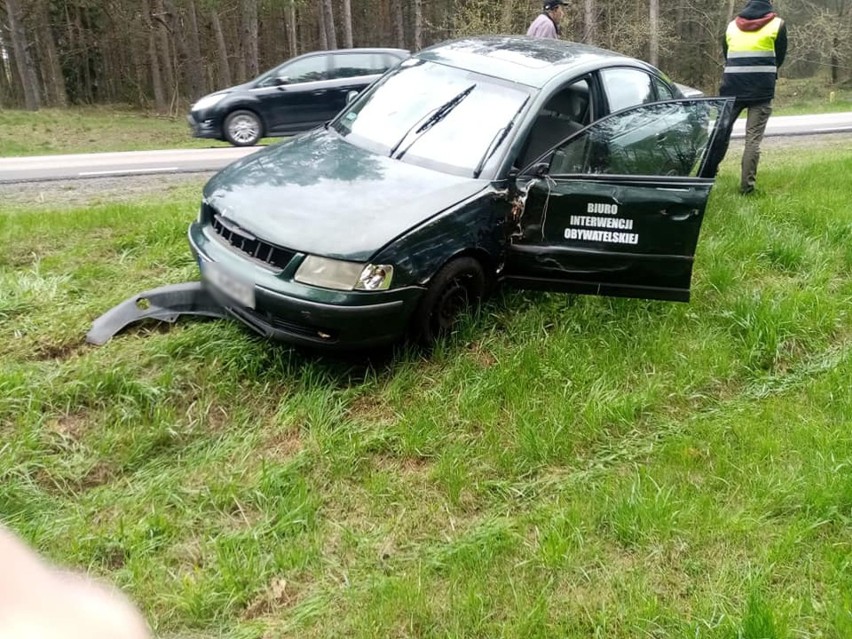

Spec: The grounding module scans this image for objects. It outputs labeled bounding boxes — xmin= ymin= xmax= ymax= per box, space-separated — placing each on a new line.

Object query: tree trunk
xmin=584 ymin=0 xmax=596 ymax=44
xmin=830 ymin=36 xmax=839 ymax=84
xmin=167 ymin=0 xmax=191 ymax=101
xmin=152 ymin=0 xmax=175 ymax=100
xmin=288 ymin=1 xmax=298 ymax=57
xmin=142 ymin=0 xmax=166 ymax=112
xmin=317 ymin=1 xmax=328 ymax=50
xmin=34 ymin=0 xmax=67 ymax=107
xmin=649 ymin=0 xmax=659 ymax=66
xmin=5 ymin=0 xmax=40 ymax=110
xmin=322 ymin=0 xmax=337 ymax=49
xmin=413 ymin=0 xmax=422 ymax=50
xmin=185 ymin=0 xmax=206 ymax=98
xmin=210 ymin=9 xmax=232 ymax=87
xmin=341 ymin=0 xmax=353 ymax=48
xmin=393 ymin=0 xmax=405 ymax=49
xmin=242 ymin=0 xmax=259 ymax=78
xmin=0 ymin=21 xmax=18 ymax=107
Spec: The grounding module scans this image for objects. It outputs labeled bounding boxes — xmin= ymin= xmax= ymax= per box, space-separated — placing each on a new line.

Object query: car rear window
xmin=330 ymin=52 xmax=397 ymax=80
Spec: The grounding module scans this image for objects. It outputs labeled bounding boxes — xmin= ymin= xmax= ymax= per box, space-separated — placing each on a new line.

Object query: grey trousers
xmin=733 ymin=100 xmax=773 ymax=193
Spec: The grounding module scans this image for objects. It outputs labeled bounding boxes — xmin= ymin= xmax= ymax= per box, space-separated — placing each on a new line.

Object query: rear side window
xmin=279 ymin=55 xmax=329 ymax=83
xmin=600 ymin=68 xmax=655 ymax=113
xmin=330 ymin=53 xmax=394 ymax=80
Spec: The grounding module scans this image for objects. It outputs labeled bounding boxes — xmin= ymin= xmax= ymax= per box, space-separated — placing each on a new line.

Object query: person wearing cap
xmin=710 ymin=0 xmax=787 ymax=194
xmin=527 ymin=1 xmax=567 ymax=39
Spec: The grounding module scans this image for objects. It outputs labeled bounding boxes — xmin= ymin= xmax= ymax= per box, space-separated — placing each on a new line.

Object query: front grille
xmin=210 ymin=212 xmax=296 ymax=270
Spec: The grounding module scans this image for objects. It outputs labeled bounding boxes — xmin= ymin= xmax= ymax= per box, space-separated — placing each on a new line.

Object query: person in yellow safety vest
xmin=709 ymin=0 xmax=787 ymax=195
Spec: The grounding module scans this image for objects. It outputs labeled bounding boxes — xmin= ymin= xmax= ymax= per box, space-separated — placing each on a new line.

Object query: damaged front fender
xmin=86 ymin=281 xmax=229 ymax=345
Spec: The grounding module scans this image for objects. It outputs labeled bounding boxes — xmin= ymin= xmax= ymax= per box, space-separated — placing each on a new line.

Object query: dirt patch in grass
xmin=46 ymin=410 xmax=91 ymax=440
xmin=345 ymin=395 xmax=398 ymax=425
xmin=261 ymin=426 xmax=304 ymax=461
xmin=243 ymin=575 xmax=309 ymax=620
xmin=32 ymin=338 xmax=88 ymax=362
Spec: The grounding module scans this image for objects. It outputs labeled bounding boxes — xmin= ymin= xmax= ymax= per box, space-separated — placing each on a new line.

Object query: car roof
xmin=323 ymin=47 xmax=410 ymax=57
xmin=416 ymin=36 xmax=653 ymax=88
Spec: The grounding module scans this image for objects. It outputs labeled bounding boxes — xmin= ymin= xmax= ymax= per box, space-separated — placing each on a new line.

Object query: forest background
xmin=1 ymin=0 xmax=851 ymax=115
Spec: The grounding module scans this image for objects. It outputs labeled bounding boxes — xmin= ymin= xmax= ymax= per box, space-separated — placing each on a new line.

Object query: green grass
xmin=0 ymin=106 xmax=276 ymax=156
xmin=773 ymin=76 xmax=852 ymax=115
xmin=1 ymin=148 xmax=851 ymax=638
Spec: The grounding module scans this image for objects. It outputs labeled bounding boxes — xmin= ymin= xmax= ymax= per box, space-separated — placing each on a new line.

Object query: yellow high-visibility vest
xmin=725 ymin=17 xmax=782 ymax=74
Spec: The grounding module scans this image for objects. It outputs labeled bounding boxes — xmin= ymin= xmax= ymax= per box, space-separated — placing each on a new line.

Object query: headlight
xmin=295 ymin=256 xmax=394 ymax=291
xmin=192 ymin=93 xmax=227 ymax=111
xmin=357 ymin=264 xmax=393 ymax=290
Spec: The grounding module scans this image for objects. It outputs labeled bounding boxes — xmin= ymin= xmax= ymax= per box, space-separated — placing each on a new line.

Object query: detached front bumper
xmin=189 ymin=222 xmax=424 ymax=349
xmin=187 ymin=113 xmax=222 ymax=140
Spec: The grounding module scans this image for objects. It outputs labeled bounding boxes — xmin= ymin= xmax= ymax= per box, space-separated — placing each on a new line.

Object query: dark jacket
xmin=720 ymin=0 xmax=787 ymax=103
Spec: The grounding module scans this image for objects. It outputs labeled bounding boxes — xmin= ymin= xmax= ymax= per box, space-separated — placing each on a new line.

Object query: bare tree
xmin=341 ymin=0 xmax=353 ymax=47
xmin=4 ymin=0 xmax=40 ymax=110
xmin=287 ymin=1 xmax=298 ymax=57
xmin=322 ymin=0 xmax=337 ymax=49
xmin=649 ymin=0 xmax=659 ymax=66
xmin=317 ymin=0 xmax=328 ymax=49
xmin=393 ymin=0 xmax=405 ymax=49
xmin=142 ymin=0 xmax=167 ymax=111
xmin=184 ymin=0 xmax=206 ymax=98
xmin=242 ymin=0 xmax=259 ymax=77
xmin=583 ymin=0 xmax=596 ymax=43
xmin=34 ymin=0 xmax=67 ymax=106
xmin=414 ymin=0 xmax=423 ymax=50
xmin=209 ymin=8 xmax=232 ymax=87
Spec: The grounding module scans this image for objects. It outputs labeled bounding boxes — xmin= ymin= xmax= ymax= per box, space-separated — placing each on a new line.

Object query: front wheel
xmin=412 ymin=257 xmax=487 ymax=346
xmin=223 ymin=110 xmax=263 ymax=146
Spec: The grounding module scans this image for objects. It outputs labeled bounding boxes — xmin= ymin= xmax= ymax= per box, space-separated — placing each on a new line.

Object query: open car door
xmin=505 ymin=98 xmax=733 ymax=302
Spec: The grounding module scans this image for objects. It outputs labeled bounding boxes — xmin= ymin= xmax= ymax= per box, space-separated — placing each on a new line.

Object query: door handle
xmin=311 ymin=89 xmax=328 ymax=96
xmin=661 ymin=208 xmax=698 ymax=221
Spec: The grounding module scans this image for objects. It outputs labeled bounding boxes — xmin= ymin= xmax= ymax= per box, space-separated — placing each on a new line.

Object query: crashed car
xmin=88 ymin=36 xmax=733 ymax=349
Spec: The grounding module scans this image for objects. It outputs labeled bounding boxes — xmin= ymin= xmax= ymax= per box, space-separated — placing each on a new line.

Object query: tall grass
xmin=0 ymin=148 xmax=850 ymax=638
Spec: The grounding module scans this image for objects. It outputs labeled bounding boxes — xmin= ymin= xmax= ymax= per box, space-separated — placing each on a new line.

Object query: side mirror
xmin=345 ymin=90 xmax=360 ymax=104
xmin=274 ymin=76 xmax=290 ymax=86
xmin=533 ymin=162 xmax=549 ymax=177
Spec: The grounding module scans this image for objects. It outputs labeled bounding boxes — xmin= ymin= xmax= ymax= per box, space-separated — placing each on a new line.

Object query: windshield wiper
xmin=472 ymin=96 xmax=530 ymax=178
xmin=389 ymin=84 xmax=477 ymax=159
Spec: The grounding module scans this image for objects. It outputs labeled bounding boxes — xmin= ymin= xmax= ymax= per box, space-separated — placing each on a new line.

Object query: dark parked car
xmin=89 ymin=37 xmax=733 ymax=349
xmin=188 ymin=48 xmax=410 ymax=146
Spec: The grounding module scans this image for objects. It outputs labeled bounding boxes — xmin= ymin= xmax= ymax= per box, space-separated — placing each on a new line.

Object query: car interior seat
xmin=518 ymin=81 xmax=590 ymax=170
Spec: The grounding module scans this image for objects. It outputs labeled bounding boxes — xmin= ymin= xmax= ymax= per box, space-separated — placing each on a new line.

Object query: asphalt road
xmin=1 ymin=112 xmax=851 ymax=184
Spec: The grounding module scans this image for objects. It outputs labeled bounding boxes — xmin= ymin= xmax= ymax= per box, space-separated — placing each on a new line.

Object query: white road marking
xmin=78 ymin=167 xmax=180 ymax=176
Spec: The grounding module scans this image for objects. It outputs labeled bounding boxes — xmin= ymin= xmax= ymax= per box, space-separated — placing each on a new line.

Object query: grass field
xmin=0 ymin=77 xmax=849 ymax=157
xmin=0 ymin=106 xmax=276 ymax=157
xmin=1 ymin=148 xmax=851 ymax=638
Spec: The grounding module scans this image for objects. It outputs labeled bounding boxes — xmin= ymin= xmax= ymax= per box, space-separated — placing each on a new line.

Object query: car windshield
xmin=332 ymin=59 xmax=531 ymax=177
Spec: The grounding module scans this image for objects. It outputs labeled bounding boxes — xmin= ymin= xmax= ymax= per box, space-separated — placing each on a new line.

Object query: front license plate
xmin=202 ymin=262 xmax=256 ymax=309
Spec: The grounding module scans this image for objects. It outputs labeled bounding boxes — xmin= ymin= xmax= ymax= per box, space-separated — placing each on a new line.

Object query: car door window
xmin=277 ymin=56 xmax=329 ymax=84
xmin=550 ymin=100 xmax=722 ymax=177
xmin=600 ymin=68 xmax=655 ymax=113
xmin=330 ymin=52 xmax=393 ymax=80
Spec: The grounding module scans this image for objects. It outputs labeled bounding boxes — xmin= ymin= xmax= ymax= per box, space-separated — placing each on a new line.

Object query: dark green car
xmin=88 ymin=36 xmax=733 ymax=349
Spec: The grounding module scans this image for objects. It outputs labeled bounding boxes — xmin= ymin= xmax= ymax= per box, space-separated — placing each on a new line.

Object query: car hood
xmin=202 ymin=129 xmax=487 ymax=262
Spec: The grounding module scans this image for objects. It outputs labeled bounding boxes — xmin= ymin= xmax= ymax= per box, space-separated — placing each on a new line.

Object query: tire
xmin=223 ymin=110 xmax=263 ymax=146
xmin=412 ymin=257 xmax=487 ymax=346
